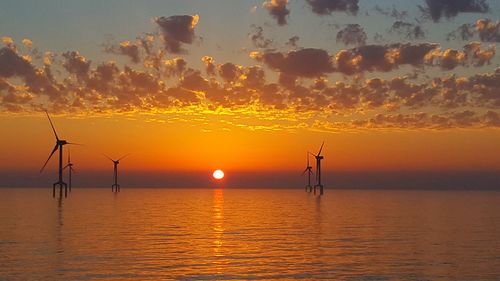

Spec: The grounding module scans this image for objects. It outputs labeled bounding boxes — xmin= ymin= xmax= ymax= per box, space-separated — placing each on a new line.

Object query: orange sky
xmin=1 ymin=115 xmax=499 ymax=175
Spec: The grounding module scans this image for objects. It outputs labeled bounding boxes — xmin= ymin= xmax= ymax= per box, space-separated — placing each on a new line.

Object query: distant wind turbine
xmin=310 ymin=142 xmax=325 ymax=196
xmin=104 ymin=154 xmax=130 ymax=192
xmin=63 ymin=149 xmax=75 ymax=192
xmin=302 ymin=152 xmax=313 ymax=192
xmin=40 ymin=110 xmax=80 ymax=198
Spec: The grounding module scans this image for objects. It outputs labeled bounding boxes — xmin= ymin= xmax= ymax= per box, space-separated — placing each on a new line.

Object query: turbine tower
xmin=104 ymin=154 xmax=130 ymax=192
xmin=40 ymin=111 xmax=79 ymax=198
xmin=63 ymin=149 xmax=75 ymax=192
xmin=302 ymin=152 xmax=313 ymax=192
xmin=311 ymin=142 xmax=324 ymax=195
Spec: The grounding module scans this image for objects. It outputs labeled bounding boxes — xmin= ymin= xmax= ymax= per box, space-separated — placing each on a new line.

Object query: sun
xmin=213 ymin=169 xmax=224 ymax=180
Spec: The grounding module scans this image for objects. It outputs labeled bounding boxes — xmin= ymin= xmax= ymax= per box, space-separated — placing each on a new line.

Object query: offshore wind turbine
xmin=310 ymin=142 xmax=325 ymax=196
xmin=40 ymin=111 xmax=79 ymax=198
xmin=302 ymin=152 xmax=313 ymax=192
xmin=104 ymin=154 xmax=130 ymax=192
xmin=63 ymin=149 xmax=75 ymax=192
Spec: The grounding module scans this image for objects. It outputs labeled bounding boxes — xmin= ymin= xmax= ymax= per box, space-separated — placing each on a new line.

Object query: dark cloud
xmin=0 ymin=47 xmax=35 ymax=78
xmin=155 ymin=15 xmax=199 ymax=53
xmin=202 ymin=56 xmax=216 ymax=76
xmin=336 ymin=24 xmax=367 ymax=46
xmin=105 ymin=41 xmax=140 ymax=63
xmin=253 ymin=48 xmax=334 ymax=77
xmin=286 ymin=36 xmax=300 ymax=48
xmin=389 ymin=21 xmax=425 ymax=40
xmin=62 ymin=51 xmax=91 ymax=78
xmin=476 ymin=19 xmax=500 ymax=42
xmin=164 ymin=58 xmax=187 ymax=76
xmin=447 ymin=23 xmax=475 ymax=41
xmin=374 ymin=5 xmax=408 ymax=20
xmin=248 ymin=25 xmax=273 ymax=48
xmin=218 ymin=63 xmax=240 ymax=82
xmin=334 ymin=43 xmax=438 ymax=75
xmin=447 ymin=19 xmax=500 ymax=42
xmin=306 ymin=0 xmax=359 ymax=15
xmin=180 ymin=69 xmax=209 ymax=91
xmin=263 ymin=0 xmax=289 ymax=26
xmin=420 ymin=0 xmax=489 ymax=22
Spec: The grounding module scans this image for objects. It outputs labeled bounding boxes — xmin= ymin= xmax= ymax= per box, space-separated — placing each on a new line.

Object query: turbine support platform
xmin=112 ymin=184 xmax=120 ymax=192
xmin=53 ymin=181 xmax=68 ymax=198
xmin=314 ymin=184 xmax=324 ymax=196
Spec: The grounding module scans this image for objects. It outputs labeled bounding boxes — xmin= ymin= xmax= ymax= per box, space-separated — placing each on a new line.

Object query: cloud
xmin=248 ymin=25 xmax=273 ymax=48
xmin=218 ymin=63 xmax=241 ymax=82
xmin=420 ymin=0 xmax=489 ymax=22
xmin=476 ymin=19 xmax=500 ymax=42
xmin=447 ymin=19 xmax=500 ymax=42
xmin=334 ymin=43 xmax=438 ymax=75
xmin=463 ymin=41 xmax=496 ymax=66
xmin=105 ymin=40 xmax=140 ymax=63
xmin=0 ymin=47 xmax=35 ymax=79
xmin=389 ymin=21 xmax=425 ymax=40
xmin=154 ymin=15 xmax=199 ymax=53
xmin=201 ymin=56 xmax=216 ymax=75
xmin=306 ymin=0 xmax=359 ymax=15
xmin=374 ymin=5 xmax=408 ymax=20
xmin=286 ymin=36 xmax=300 ymax=48
xmin=263 ymin=0 xmax=289 ymax=26
xmin=336 ymin=24 xmax=367 ymax=46
xmin=164 ymin=57 xmax=187 ymax=76
xmin=252 ymin=48 xmax=334 ymax=77
xmin=62 ymin=51 xmax=91 ymax=78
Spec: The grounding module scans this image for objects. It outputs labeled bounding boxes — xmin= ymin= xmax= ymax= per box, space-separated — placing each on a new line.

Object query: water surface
xmin=0 ymin=188 xmax=499 ymax=280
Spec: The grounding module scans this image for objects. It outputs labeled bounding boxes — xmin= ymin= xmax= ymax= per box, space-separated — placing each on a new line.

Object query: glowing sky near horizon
xmin=0 ymin=0 xmax=499 ymax=179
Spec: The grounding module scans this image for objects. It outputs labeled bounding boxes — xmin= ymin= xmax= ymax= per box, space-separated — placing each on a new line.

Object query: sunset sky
xmin=1 ymin=0 xmax=499 ymax=188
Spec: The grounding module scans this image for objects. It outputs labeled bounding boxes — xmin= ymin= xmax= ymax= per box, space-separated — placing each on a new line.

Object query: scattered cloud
xmin=154 ymin=15 xmax=199 ymax=53
xmin=306 ymin=0 xmax=359 ymax=15
xmin=248 ymin=25 xmax=273 ymax=48
xmin=389 ymin=21 xmax=425 ymax=40
xmin=336 ymin=24 xmax=367 ymax=46
xmin=263 ymin=0 xmax=289 ymax=26
xmin=419 ymin=0 xmax=489 ymax=22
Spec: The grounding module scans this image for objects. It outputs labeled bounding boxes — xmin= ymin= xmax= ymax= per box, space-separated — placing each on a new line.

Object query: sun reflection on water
xmin=212 ymin=188 xmax=225 ymax=268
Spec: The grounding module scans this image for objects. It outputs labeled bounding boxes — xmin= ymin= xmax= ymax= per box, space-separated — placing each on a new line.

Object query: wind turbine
xmin=40 ymin=110 xmax=79 ymax=198
xmin=310 ymin=142 xmax=325 ymax=196
xmin=63 ymin=149 xmax=75 ymax=192
xmin=104 ymin=154 xmax=130 ymax=192
xmin=302 ymin=152 xmax=313 ymax=192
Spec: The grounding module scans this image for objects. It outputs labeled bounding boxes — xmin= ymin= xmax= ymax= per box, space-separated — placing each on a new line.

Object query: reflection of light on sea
xmin=212 ymin=188 xmax=225 ymax=271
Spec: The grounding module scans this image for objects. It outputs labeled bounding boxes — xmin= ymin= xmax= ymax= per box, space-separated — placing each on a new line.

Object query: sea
xmin=0 ymin=188 xmax=499 ymax=280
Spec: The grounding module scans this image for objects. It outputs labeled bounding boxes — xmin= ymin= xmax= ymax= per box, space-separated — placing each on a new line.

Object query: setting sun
xmin=212 ymin=169 xmax=224 ymax=180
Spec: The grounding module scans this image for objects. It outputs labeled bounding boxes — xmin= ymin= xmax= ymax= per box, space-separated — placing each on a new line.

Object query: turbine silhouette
xmin=104 ymin=154 xmax=130 ymax=192
xmin=40 ymin=111 xmax=80 ymax=198
xmin=302 ymin=152 xmax=313 ymax=192
xmin=310 ymin=142 xmax=324 ymax=196
xmin=63 ymin=149 xmax=76 ymax=192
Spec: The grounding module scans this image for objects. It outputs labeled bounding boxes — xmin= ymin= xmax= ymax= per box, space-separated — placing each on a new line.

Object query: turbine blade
xmin=68 ymin=148 xmax=71 ymax=163
xmin=118 ymin=153 xmax=131 ymax=161
xmin=318 ymin=141 xmax=324 ymax=156
xmin=71 ymin=167 xmax=76 ymax=174
xmin=67 ymin=142 xmax=83 ymax=146
xmin=307 ymin=151 xmax=310 ymax=166
xmin=102 ymin=153 xmax=114 ymax=162
xmin=40 ymin=144 xmax=58 ymax=172
xmin=45 ymin=110 xmax=59 ymax=141
xmin=302 ymin=167 xmax=309 ymax=175
xmin=63 ymin=164 xmax=69 ymax=170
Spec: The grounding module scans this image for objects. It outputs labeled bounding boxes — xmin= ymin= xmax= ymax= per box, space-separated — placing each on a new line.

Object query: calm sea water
xmin=0 ymin=188 xmax=499 ymax=281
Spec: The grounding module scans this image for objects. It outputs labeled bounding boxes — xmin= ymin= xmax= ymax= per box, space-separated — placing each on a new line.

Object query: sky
xmin=0 ymin=0 xmax=499 ymax=188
